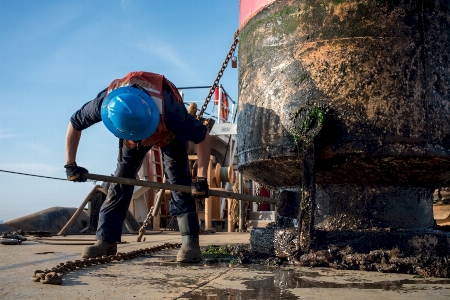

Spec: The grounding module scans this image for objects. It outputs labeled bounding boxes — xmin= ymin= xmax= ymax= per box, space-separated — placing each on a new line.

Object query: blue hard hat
xmin=101 ymin=86 xmax=160 ymax=141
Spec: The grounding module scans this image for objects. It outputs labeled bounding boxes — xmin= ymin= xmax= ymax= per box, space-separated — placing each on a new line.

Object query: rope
xmin=30 ymin=240 xmax=96 ymax=246
xmin=32 ymin=238 xmax=96 ymax=241
xmin=29 ymin=237 xmax=97 ymax=246
xmin=0 ymin=169 xmax=67 ymax=181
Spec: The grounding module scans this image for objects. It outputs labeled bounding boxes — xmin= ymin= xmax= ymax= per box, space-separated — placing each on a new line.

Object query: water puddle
xmin=83 ymin=247 xmax=450 ymax=299
xmin=139 ymin=261 xmax=234 ymax=268
xmin=245 ymin=268 xmax=450 ymax=290
xmin=188 ymin=288 xmax=299 ymax=300
xmin=182 ymin=265 xmax=450 ymax=300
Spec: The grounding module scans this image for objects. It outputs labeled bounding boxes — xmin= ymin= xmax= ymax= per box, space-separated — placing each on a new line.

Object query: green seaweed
xmin=240 ymin=5 xmax=300 ymax=43
xmin=289 ymin=105 xmax=325 ymax=149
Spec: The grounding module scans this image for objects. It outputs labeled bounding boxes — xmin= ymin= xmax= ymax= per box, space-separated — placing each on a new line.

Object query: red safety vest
xmin=106 ymin=71 xmax=183 ymax=148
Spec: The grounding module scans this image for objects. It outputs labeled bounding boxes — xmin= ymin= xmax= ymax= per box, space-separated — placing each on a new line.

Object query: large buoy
xmin=238 ymin=0 xmax=450 ymax=189
xmin=238 ymin=0 xmax=450 ymax=275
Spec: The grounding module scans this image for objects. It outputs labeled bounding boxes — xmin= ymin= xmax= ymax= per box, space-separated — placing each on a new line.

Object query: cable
xmin=0 ymin=169 xmax=67 ymax=181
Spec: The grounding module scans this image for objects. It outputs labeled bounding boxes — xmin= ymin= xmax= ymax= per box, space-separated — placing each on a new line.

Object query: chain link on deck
xmin=197 ymin=30 xmax=239 ymax=120
xmin=31 ymin=242 xmax=181 ymax=285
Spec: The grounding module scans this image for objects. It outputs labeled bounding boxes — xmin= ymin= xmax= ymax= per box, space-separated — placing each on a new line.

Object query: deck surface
xmin=1 ymin=232 xmax=450 ymax=299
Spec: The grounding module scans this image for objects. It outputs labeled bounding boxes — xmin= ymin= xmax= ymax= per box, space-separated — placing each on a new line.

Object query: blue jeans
xmin=96 ymin=137 xmax=196 ymax=242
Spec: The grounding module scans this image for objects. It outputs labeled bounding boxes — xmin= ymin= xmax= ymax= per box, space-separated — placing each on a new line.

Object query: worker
xmin=64 ymin=71 xmax=211 ymax=262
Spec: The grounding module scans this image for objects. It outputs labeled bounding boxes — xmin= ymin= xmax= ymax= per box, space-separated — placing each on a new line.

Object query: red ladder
xmin=148 ymin=147 xmax=169 ymax=229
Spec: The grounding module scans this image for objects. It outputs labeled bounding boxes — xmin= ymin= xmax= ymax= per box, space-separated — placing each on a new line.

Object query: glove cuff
xmin=64 ymin=162 xmax=77 ymax=168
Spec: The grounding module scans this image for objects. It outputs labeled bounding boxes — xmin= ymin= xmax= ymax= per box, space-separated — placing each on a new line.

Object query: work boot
xmin=81 ymin=240 xmax=117 ymax=259
xmin=176 ymin=212 xmax=202 ymax=263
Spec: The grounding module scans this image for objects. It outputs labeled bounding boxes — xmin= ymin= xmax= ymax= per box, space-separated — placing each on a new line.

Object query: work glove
xmin=191 ymin=177 xmax=209 ymax=199
xmin=64 ymin=162 xmax=88 ymax=182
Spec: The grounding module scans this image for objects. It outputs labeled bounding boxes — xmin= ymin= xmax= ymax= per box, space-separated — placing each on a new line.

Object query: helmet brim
xmin=101 ymin=86 xmax=160 ymax=141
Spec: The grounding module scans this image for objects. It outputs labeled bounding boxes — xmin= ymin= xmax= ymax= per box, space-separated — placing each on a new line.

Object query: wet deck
xmin=1 ymin=232 xmax=450 ymax=299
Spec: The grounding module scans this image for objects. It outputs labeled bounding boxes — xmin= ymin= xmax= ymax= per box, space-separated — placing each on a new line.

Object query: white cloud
xmin=137 ymin=36 xmax=201 ymax=81
xmin=0 ymin=128 xmax=18 ymax=139
xmin=0 ymin=133 xmax=17 ymax=139
xmin=121 ymin=0 xmax=132 ymax=8
xmin=24 ymin=143 xmax=50 ymax=155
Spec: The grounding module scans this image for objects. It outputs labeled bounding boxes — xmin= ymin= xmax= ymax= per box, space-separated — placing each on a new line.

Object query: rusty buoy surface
xmin=237 ymin=0 xmax=450 ymax=189
xmin=238 ymin=0 xmax=450 ymax=252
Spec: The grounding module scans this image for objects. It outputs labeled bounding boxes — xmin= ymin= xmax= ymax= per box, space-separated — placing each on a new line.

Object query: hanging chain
xmin=31 ymin=242 xmax=181 ymax=285
xmin=137 ymin=206 xmax=154 ymax=238
xmin=197 ymin=30 xmax=240 ymax=120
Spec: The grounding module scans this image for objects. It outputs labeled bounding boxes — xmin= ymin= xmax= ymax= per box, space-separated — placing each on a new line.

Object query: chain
xmin=138 ymin=206 xmax=154 ymax=237
xmin=197 ymin=30 xmax=239 ymax=120
xmin=31 ymin=242 xmax=181 ymax=285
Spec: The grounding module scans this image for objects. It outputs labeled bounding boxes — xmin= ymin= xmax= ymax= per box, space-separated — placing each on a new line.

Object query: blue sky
xmin=0 ymin=0 xmax=239 ymax=222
